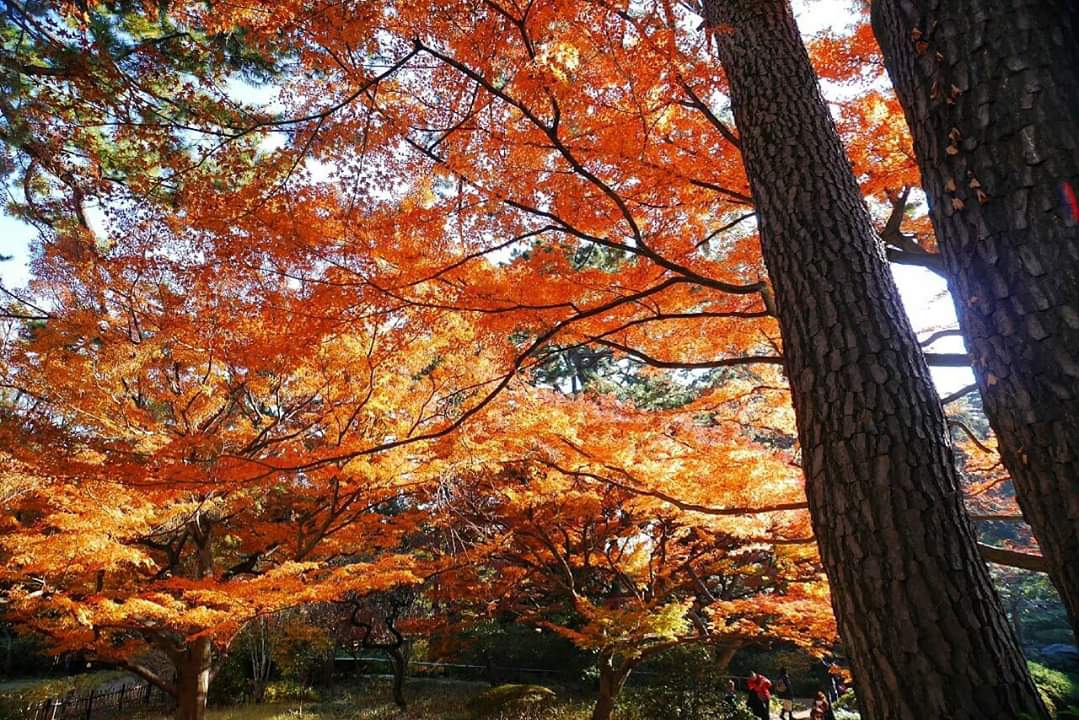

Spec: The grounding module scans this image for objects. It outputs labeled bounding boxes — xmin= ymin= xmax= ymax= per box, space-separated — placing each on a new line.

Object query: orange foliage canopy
xmin=0 ymin=0 xmax=970 ymax=698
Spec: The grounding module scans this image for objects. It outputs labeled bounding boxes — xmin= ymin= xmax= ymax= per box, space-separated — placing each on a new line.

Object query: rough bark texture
xmin=703 ymin=1 xmax=1047 ymax=718
xmin=871 ymin=0 xmax=1079 ymax=640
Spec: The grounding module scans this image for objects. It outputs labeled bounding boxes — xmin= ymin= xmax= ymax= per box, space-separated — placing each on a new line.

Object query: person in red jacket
xmin=746 ymin=671 xmax=773 ymax=719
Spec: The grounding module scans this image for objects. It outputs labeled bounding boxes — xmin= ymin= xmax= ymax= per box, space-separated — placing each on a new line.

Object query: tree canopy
xmin=1 ymin=1 xmax=1071 ymax=719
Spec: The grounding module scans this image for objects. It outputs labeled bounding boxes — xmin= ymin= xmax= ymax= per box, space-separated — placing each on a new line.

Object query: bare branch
xmin=941 ymin=383 xmax=979 ymax=405
xmin=978 ymin=544 xmax=1048 ymax=573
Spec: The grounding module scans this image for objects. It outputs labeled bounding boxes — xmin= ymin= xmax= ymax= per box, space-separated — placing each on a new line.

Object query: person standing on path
xmin=747 ymin=673 xmax=764 ymax=718
xmin=811 ymin=691 xmax=835 ymax=720
xmin=747 ymin=671 xmax=773 ymax=719
xmin=724 ymin=679 xmax=738 ymax=709
xmin=819 ymin=657 xmax=839 ymax=701
xmin=775 ymin=667 xmax=795 ymax=720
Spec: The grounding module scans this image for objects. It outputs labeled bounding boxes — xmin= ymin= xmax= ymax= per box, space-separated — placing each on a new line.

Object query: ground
xmin=0 ymin=673 xmax=876 ymax=720
xmin=124 ymin=681 xmax=829 ymax=720
xmin=120 ymin=678 xmax=593 ymax=720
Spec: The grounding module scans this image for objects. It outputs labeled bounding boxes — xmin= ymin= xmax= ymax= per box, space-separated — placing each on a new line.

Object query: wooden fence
xmin=22 ymin=680 xmax=169 ymax=720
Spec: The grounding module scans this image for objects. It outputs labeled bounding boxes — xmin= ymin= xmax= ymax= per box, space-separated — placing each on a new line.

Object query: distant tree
xmin=438 ymin=463 xmax=833 ymax=720
xmin=340 ymin=585 xmax=421 ymax=708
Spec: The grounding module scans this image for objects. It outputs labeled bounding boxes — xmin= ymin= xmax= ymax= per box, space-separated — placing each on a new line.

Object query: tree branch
xmin=924 ymin=352 xmax=971 ymax=367
xmin=118 ymin=660 xmax=177 ymax=697
xmin=941 ymin=383 xmax=979 ymax=405
xmin=540 ymin=456 xmax=808 ymax=517
xmin=678 ymin=80 xmax=741 ymax=149
xmin=886 ymin=247 xmax=946 ymax=276
xmin=978 ymin=544 xmax=1048 ymax=573
xmin=970 ymin=514 xmax=1026 ymax=523
xmin=919 ymin=328 xmax=962 ymax=347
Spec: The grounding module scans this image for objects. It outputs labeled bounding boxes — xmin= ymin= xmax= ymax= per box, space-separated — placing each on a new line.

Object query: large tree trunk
xmin=591 ymin=652 xmax=631 ymax=720
xmin=175 ymin=638 xmax=211 ymax=720
xmin=702 ymin=1 xmax=1047 ymax=718
xmin=871 ymin=0 xmax=1079 ymax=641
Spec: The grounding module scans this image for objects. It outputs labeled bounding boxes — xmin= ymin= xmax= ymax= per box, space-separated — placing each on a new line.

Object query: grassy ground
xmin=131 ymin=678 xmax=595 ymax=720
xmin=0 ymin=670 xmax=135 ymax=705
xmin=0 ymin=670 xmax=138 ymax=720
xmin=0 ymin=670 xmax=132 ymax=697
xmin=1 ymin=675 xmax=854 ymax=720
xmin=7 ymin=661 xmax=1074 ymax=719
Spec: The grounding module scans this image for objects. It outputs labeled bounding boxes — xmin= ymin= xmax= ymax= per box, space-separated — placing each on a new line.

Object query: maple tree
xmin=0 ymin=215 xmax=453 ymax=718
xmin=0 ymin=1 xmax=1069 ymax=719
xmin=431 ymin=459 xmax=832 ymax=720
xmin=0 ymin=149 xmax=824 ymax=720
xmin=871 ymin=0 xmax=1079 ymax=640
xmin=339 ymin=585 xmax=424 ymax=709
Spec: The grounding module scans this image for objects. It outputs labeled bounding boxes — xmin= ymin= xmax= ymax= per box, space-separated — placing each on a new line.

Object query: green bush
xmin=621 ymin=645 xmax=756 ymax=720
xmin=261 ymin=680 xmax=321 ymax=704
xmin=446 ymin=620 xmax=590 ymax=684
xmin=208 ymin=650 xmax=251 ymax=706
xmin=832 ymin=690 xmax=858 ymax=711
xmin=0 ymin=630 xmax=54 ymax=678
xmin=466 ymin=684 xmax=557 ymax=718
xmin=1029 ymin=661 xmax=1079 ymax=717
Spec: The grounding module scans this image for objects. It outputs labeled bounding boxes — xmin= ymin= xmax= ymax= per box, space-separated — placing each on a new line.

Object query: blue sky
xmin=0 ymin=213 xmax=33 ymax=289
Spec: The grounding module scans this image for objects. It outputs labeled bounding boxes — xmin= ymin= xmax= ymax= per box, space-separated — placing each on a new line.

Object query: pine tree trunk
xmin=175 ymin=638 xmax=211 ymax=720
xmin=702 ymin=1 xmax=1047 ymax=718
xmin=871 ymin=0 xmax=1079 ymax=641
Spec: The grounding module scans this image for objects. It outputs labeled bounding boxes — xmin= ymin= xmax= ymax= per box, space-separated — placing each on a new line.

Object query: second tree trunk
xmin=702 ymin=0 xmax=1046 ymax=718
xmin=871 ymin=0 xmax=1079 ymax=641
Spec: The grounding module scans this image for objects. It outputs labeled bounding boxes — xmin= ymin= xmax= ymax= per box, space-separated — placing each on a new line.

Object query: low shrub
xmin=1029 ymin=661 xmax=1079 ymax=718
xmin=466 ymin=683 xmax=557 ymax=718
xmin=832 ymin=690 xmax=858 ymax=711
xmin=261 ymin=680 xmax=321 ymax=704
xmin=622 ymin=645 xmax=756 ymax=720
